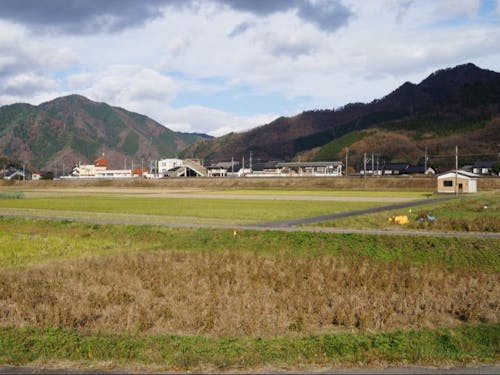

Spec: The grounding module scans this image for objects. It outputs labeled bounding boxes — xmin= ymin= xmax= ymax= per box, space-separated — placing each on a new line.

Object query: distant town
xmin=2 ymin=156 xmax=499 ymax=196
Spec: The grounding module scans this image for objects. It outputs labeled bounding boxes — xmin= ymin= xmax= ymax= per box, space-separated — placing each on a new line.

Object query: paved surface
xmin=1 ymin=365 xmax=499 ymax=374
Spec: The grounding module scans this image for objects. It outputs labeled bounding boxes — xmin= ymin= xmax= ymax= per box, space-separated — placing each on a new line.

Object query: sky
xmin=0 ymin=0 xmax=499 ymax=136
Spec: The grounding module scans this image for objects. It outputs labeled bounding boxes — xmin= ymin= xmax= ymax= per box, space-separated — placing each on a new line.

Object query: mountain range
xmin=1 ymin=63 xmax=499 ymax=172
xmin=0 ymin=95 xmax=210 ymax=170
xmin=184 ymin=63 xmax=500 ymax=170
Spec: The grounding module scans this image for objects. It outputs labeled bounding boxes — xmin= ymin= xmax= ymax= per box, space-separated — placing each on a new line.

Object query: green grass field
xmin=0 ymin=195 xmax=383 ymax=223
xmin=0 ymin=217 xmax=498 ymax=270
xmin=1 ymin=325 xmax=497 ymax=371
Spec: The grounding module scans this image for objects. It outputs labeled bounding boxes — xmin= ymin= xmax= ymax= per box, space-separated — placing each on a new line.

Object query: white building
xmin=158 ymin=158 xmax=184 ymax=177
xmin=276 ymin=161 xmax=343 ymax=176
xmin=437 ymin=170 xmax=478 ymax=194
xmin=71 ymin=157 xmax=132 ymax=178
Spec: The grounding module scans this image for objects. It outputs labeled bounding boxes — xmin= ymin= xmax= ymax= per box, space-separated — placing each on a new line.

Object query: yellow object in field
xmin=388 ymin=215 xmax=409 ymax=225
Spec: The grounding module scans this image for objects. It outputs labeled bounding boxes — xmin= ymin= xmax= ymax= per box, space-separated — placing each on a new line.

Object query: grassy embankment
xmin=0 ymin=176 xmax=439 ymax=191
xmin=0 ymin=217 xmax=498 ymax=370
xmin=313 ymin=193 xmax=500 ymax=232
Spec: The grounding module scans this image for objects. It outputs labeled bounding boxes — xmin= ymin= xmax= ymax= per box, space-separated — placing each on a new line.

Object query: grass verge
xmin=0 ymin=325 xmax=498 ymax=371
xmin=314 ymin=194 xmax=500 ymax=232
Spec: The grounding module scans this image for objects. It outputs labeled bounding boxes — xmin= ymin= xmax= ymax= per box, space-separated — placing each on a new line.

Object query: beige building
xmin=437 ymin=170 xmax=478 ymax=194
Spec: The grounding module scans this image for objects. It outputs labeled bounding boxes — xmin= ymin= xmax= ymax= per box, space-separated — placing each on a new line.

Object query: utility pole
xmin=231 ymin=156 xmax=234 ymax=174
xmin=455 ymin=145 xmax=458 ymax=196
xmin=371 ymin=152 xmax=374 ymax=177
xmin=124 ymin=158 xmax=127 ymax=170
xmin=424 ymin=146 xmax=428 ymax=172
xmin=22 ymin=164 xmax=25 ymax=181
xmin=363 ymin=152 xmax=367 ymax=176
xmin=345 ymin=147 xmax=348 ymax=177
xmin=249 ymin=151 xmax=253 ymax=171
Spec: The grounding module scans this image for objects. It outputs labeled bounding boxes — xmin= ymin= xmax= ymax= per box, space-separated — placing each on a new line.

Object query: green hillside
xmin=0 ymin=95 xmax=206 ymax=169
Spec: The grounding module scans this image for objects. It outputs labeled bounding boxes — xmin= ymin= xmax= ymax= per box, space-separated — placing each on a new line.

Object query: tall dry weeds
xmin=0 ymin=251 xmax=498 ymax=337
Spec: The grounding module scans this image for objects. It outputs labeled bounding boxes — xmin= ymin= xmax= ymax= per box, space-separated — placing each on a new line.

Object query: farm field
xmin=0 ymin=185 xmax=499 ymax=371
xmin=0 ymin=194 xmax=385 ymax=225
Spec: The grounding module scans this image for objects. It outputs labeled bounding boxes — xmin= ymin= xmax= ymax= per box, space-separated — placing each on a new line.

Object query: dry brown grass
xmin=0 ymin=251 xmax=497 ymax=338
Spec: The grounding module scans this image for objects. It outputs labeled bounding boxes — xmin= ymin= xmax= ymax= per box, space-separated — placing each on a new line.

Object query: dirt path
xmin=16 ymin=187 xmax=420 ymax=202
xmin=120 ymin=192 xmax=417 ymax=202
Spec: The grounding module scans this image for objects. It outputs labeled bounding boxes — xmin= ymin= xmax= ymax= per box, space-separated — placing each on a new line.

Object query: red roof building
xmin=94 ymin=157 xmax=107 ymax=167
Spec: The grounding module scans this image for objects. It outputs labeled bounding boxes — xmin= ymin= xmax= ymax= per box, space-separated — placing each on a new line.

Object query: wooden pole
xmin=455 ymin=145 xmax=458 ymax=196
xmin=345 ymin=147 xmax=348 ymax=177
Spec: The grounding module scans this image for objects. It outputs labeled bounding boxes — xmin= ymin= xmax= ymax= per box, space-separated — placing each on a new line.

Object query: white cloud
xmin=159 ymin=105 xmax=278 ymax=136
xmin=0 ymin=1 xmax=499 ymax=136
xmin=494 ymin=0 xmax=500 ymax=15
xmin=4 ymin=73 xmax=58 ymax=96
xmin=69 ymin=65 xmax=279 ymax=137
xmin=262 ymin=30 xmax=318 ymax=58
xmin=423 ymin=0 xmax=481 ymax=20
xmin=80 ymin=66 xmax=176 ymax=108
xmin=0 ymin=21 xmax=76 ymax=77
xmin=0 ymin=20 xmax=76 ymax=105
xmin=66 ymin=72 xmax=94 ymax=89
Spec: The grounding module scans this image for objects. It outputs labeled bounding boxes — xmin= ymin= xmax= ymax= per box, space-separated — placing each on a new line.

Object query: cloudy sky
xmin=0 ymin=0 xmax=499 ymax=136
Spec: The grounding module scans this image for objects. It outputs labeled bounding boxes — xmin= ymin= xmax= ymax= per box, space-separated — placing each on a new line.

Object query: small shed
xmin=437 ymin=170 xmax=478 ymax=194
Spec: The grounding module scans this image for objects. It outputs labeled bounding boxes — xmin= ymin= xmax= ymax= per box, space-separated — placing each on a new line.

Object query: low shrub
xmin=0 ymin=191 xmax=24 ymax=199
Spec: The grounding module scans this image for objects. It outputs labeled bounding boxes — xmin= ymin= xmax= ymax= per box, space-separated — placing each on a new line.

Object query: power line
xmin=428 ymin=152 xmax=499 ymax=158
